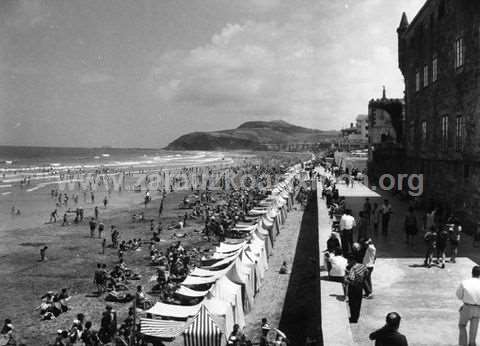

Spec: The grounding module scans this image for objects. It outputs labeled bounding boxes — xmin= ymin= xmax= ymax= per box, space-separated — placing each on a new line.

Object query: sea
xmin=0 ymin=146 xmax=243 ymax=232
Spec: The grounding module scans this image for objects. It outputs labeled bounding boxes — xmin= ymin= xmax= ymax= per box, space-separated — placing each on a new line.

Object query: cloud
xmin=149 ymin=0 xmax=425 ymax=130
xmin=79 ymin=72 xmax=113 ymax=84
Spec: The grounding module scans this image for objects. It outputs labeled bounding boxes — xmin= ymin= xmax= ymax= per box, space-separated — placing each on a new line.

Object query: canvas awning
xmin=176 ymin=285 xmax=210 ymax=298
xmin=146 ymin=302 xmax=202 ymax=319
xmin=141 ymin=318 xmax=187 ymax=339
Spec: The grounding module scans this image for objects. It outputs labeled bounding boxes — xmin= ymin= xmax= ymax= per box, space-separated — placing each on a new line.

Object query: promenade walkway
xmin=245 ymin=194 xmax=321 ymax=345
xmin=318 ymin=174 xmax=480 ymax=346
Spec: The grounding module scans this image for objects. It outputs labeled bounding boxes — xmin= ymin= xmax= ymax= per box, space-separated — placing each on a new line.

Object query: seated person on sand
xmin=54 ymin=288 xmax=71 ymax=312
xmin=279 ymin=261 xmax=288 ymax=274
xmin=167 ymin=218 xmax=184 ymax=230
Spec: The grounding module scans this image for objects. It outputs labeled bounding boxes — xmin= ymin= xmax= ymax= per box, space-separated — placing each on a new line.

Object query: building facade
xmin=367 ymin=88 xmax=405 ymax=182
xmin=398 ymin=0 xmax=480 ymax=228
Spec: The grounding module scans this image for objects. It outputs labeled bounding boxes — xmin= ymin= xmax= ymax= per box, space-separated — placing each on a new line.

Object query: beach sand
xmin=0 ymin=151 xmax=311 ymax=345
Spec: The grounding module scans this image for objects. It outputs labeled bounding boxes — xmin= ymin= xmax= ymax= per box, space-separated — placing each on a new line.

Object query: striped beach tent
xmin=140 ymin=318 xmax=187 ymax=339
xmin=183 ymin=305 xmax=224 ymax=346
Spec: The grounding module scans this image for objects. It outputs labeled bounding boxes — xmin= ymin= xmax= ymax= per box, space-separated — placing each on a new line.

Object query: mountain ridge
xmin=165 ymin=120 xmax=339 ymax=151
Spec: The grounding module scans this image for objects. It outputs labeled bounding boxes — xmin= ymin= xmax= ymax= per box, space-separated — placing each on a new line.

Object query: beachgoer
xmin=89 ymin=218 xmax=97 ymax=238
xmin=50 ymin=209 xmax=58 ymax=223
xmin=260 ymin=318 xmax=270 ymax=346
xmin=40 ymin=246 xmax=48 ymax=261
xmin=98 ymin=222 xmax=104 ymax=239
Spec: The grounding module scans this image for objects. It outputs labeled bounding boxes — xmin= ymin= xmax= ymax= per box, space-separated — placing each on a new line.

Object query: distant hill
xmin=165 ymin=120 xmax=340 ymax=151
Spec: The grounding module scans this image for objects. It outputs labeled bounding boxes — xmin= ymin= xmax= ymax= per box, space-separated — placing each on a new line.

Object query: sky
xmin=0 ymin=0 xmax=425 ymax=148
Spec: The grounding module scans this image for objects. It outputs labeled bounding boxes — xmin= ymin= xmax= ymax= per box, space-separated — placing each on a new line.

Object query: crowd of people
xmin=319 ymin=158 xmax=480 ymax=346
xmin=3 ymin=157 xmax=310 ymax=346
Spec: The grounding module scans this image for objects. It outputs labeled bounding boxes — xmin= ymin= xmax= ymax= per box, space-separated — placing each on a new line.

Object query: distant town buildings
xmin=395 ymin=1 xmax=480 ymax=228
xmin=338 ymin=114 xmax=369 ymax=150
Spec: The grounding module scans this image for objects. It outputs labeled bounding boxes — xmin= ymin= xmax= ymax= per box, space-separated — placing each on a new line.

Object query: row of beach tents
xmin=139 ymin=163 xmax=309 ymax=346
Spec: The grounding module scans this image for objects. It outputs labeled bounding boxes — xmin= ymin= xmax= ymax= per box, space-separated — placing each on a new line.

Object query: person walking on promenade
xmin=380 ymin=199 xmax=392 ymax=235
xmin=404 ymin=206 xmax=418 ymax=246
xmin=456 ymin=265 xmax=480 ymax=346
xmin=424 ymin=207 xmax=437 ymax=235
xmin=447 ymin=215 xmax=462 ymax=263
xmin=340 ymin=209 xmax=356 ymax=255
xmin=423 ymin=227 xmax=437 ymax=268
xmin=436 ymin=223 xmax=449 ymax=269
xmin=326 ymin=248 xmax=348 ymax=297
xmin=372 ymin=202 xmax=380 ymax=234
xmin=357 ymin=211 xmax=370 ymax=243
xmin=345 ymin=256 xmax=368 ymax=323
xmin=369 ymin=312 xmax=408 ymax=346
xmin=363 ymin=239 xmax=376 ymax=299
xmin=363 ymin=198 xmax=372 ymax=225
xmin=94 ymin=206 xmax=99 ymax=220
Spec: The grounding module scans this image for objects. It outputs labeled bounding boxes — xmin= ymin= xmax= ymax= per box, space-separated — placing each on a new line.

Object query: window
xmin=455 ymin=37 xmax=464 ymax=69
xmin=432 ymin=55 xmax=438 ymax=82
xmin=424 ymin=64 xmax=429 ymax=87
xmin=456 ymin=115 xmax=465 ymax=152
xmin=415 ymin=70 xmax=420 ymax=92
xmin=421 ymin=120 xmax=427 ymax=145
xmin=441 ymin=115 xmax=449 ymax=151
xmin=439 ymin=0 xmax=445 ymax=19
xmin=464 ymin=164 xmax=470 ymax=179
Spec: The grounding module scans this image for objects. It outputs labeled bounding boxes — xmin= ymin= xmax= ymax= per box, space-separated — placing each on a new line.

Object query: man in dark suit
xmin=369 ymin=312 xmax=408 ymax=346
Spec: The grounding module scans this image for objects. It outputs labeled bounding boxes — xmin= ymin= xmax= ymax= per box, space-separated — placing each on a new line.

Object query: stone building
xmin=367 ymin=88 xmax=405 ymax=180
xmin=397 ymin=0 xmax=480 ymax=228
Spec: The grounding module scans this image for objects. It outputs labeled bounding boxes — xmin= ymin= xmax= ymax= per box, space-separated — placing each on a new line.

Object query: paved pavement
xmin=244 ymin=201 xmax=311 ymax=344
xmin=330 ymin=181 xmax=480 ymax=346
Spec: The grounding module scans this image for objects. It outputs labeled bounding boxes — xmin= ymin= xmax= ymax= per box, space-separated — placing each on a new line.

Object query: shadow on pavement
xmin=279 ymin=191 xmax=323 ymax=346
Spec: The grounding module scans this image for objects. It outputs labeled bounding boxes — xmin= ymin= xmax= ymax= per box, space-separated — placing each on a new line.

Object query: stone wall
xmin=397 ymin=1 xmax=480 ymax=231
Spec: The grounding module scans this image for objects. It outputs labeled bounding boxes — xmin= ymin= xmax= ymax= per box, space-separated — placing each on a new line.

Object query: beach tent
xmin=253 ymin=229 xmax=272 ymax=258
xmin=146 ymin=302 xmax=202 ymax=319
xmin=140 ymin=318 xmax=188 ymax=340
xmin=176 ymin=286 xmax=211 ymax=298
xmin=203 ymin=295 xmax=234 ymax=338
xmin=211 ymin=276 xmax=245 ymax=328
xmin=183 ymin=305 xmax=224 ymax=346
xmin=182 ymin=275 xmax=220 ymax=286
xmin=256 ymin=223 xmax=274 ymax=250
xmin=215 ymin=241 xmax=246 ymax=253
xmin=227 ymin=257 xmax=254 ymax=312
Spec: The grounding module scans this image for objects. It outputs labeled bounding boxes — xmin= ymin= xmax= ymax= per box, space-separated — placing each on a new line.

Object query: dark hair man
xmin=369 ymin=312 xmax=408 ymax=346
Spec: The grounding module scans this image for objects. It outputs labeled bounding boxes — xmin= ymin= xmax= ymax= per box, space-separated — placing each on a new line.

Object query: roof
xmin=146 ymin=302 xmax=202 ymax=318
xmin=400 ymin=0 xmax=433 ymax=36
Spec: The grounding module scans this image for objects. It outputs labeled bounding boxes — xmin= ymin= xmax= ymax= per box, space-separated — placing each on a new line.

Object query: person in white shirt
xmin=457 ymin=265 xmax=480 ymax=346
xmin=362 ymin=239 xmax=376 ymax=299
xmin=327 ymin=248 xmax=348 ymax=297
xmin=339 ymin=210 xmax=356 ymax=254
